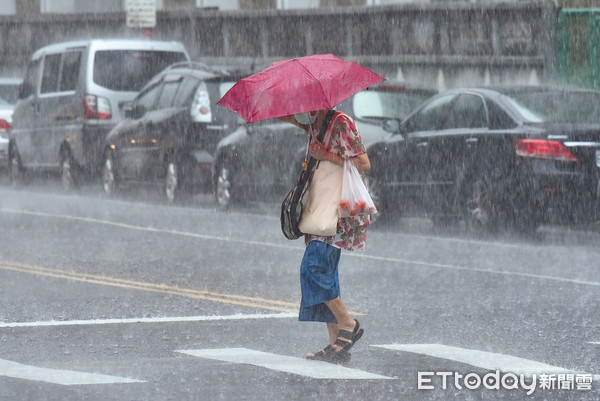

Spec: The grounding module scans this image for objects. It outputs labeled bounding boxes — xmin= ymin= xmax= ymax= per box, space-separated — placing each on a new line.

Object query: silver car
xmin=9 ymin=39 xmax=190 ymax=188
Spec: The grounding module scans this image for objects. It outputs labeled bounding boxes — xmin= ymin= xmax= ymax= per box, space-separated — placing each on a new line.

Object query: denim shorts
xmin=298 ymin=240 xmax=342 ymax=323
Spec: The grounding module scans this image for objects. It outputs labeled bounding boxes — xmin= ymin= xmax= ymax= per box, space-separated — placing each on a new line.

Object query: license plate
xmin=597 ymin=150 xmax=600 ymax=167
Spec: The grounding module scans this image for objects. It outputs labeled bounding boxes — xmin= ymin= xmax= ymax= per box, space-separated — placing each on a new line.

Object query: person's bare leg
xmin=325 ymin=297 xmax=358 ymax=351
xmin=306 ymin=298 xmax=362 ymax=358
xmin=306 ymin=322 xmax=338 ymax=358
xmin=327 ymin=322 xmax=338 ymax=344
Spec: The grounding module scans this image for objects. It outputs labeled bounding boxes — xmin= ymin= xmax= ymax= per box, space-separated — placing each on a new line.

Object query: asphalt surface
xmin=0 ymin=176 xmax=599 ymax=401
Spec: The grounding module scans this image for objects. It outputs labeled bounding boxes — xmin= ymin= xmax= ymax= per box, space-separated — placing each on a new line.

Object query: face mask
xmin=294 ymin=112 xmax=317 ymax=125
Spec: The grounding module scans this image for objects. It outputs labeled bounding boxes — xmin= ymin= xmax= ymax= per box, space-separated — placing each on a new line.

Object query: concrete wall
xmin=0 ymin=0 xmax=556 ymax=90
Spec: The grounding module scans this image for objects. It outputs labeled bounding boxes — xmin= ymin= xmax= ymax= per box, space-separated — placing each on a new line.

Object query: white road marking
xmin=373 ymin=344 xmax=600 ymax=380
xmin=3 ymin=207 xmax=600 ymax=289
xmin=0 ymin=358 xmax=144 ymax=385
xmin=0 ymin=208 xmax=301 ymax=251
xmin=0 ymin=313 xmax=296 ymax=329
xmin=177 ymin=348 xmax=395 ymax=380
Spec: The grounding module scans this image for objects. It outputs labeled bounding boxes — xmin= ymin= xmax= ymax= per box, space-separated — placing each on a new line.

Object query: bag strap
xmin=322 ymin=111 xmax=346 ymax=148
xmin=304 ymin=109 xmax=336 ymax=170
xmin=316 ymin=109 xmax=336 ymax=144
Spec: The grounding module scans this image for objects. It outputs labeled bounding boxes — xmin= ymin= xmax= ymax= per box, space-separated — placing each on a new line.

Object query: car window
xmin=173 ymin=76 xmax=199 ymax=107
xmin=487 ymin=100 xmax=517 ymax=129
xmin=350 ymin=90 xmax=432 ymax=121
xmin=20 ymin=58 xmax=41 ymax=99
xmin=404 ymin=94 xmax=455 ymax=133
xmin=135 ymin=83 xmax=162 ymax=113
xmin=59 ymin=50 xmax=82 ymax=92
xmin=157 ymin=80 xmax=181 ymax=109
xmin=40 ymin=53 xmax=62 ymax=94
xmin=443 ymin=94 xmax=487 ymax=129
xmin=93 ymin=50 xmax=187 ymax=92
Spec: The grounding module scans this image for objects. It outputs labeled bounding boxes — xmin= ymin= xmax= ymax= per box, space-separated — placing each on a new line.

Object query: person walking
xmin=280 ymin=109 xmax=371 ymax=362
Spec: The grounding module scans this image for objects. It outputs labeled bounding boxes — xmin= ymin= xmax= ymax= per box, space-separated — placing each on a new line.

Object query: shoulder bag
xmin=297 ymin=112 xmax=345 ymax=236
xmin=280 ymin=110 xmax=335 ymax=240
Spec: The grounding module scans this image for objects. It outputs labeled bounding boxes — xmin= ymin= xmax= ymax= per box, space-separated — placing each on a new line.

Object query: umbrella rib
xmin=295 ymin=60 xmax=330 ymax=108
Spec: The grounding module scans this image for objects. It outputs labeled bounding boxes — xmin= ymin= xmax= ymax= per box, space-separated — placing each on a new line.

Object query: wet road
xmin=0 ymin=179 xmax=599 ymax=400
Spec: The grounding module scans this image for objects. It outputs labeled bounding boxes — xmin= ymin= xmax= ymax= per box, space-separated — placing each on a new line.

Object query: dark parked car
xmin=367 ymin=86 xmax=600 ymax=232
xmin=213 ymin=82 xmax=436 ymax=209
xmin=101 ymin=62 xmax=241 ymax=202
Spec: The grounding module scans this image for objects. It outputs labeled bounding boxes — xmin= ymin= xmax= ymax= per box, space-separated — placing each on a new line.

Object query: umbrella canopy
xmin=218 ymin=54 xmax=385 ymax=123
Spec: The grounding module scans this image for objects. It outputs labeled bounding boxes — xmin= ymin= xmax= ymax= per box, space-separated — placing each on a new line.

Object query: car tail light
xmin=0 ymin=119 xmax=10 ymax=134
xmin=84 ymin=95 xmax=111 ymax=120
xmin=191 ymin=82 xmax=212 ymax=123
xmin=514 ymin=139 xmax=577 ymax=162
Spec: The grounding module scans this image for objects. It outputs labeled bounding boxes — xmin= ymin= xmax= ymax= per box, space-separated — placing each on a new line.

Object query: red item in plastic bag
xmin=338 ymin=160 xmax=377 ymax=218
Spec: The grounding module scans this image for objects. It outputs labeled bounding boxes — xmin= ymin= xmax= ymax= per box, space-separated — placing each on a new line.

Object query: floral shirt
xmin=305 ymin=111 xmax=369 ymax=252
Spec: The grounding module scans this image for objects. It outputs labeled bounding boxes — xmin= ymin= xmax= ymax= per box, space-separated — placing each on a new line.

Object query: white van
xmin=9 ymin=39 xmax=190 ymax=188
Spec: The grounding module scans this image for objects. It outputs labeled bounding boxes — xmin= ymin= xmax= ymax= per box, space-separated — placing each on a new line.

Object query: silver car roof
xmin=31 ymin=39 xmax=189 ymax=59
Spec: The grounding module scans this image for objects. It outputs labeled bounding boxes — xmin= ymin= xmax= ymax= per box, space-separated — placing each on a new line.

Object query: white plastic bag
xmin=338 ymin=159 xmax=377 ymax=218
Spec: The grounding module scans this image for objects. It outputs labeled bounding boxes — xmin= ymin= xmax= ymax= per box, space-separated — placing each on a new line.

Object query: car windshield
xmin=340 ymin=89 xmax=433 ymax=121
xmin=505 ymin=90 xmax=600 ymax=124
xmin=93 ymin=50 xmax=187 ymax=92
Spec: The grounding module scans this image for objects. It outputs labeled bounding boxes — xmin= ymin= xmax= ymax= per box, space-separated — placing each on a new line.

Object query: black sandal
xmin=334 ymin=319 xmax=364 ymax=352
xmin=306 ymin=344 xmax=350 ymax=362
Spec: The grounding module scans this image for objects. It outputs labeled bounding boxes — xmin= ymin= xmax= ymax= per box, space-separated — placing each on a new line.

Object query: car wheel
xmin=165 ymin=160 xmax=179 ymax=203
xmin=463 ymin=179 xmax=498 ymax=235
xmin=102 ymin=151 xmax=118 ymax=196
xmin=215 ymin=162 xmax=233 ymax=210
xmin=9 ymin=145 xmax=24 ymax=187
xmin=60 ymin=149 xmax=79 ymax=191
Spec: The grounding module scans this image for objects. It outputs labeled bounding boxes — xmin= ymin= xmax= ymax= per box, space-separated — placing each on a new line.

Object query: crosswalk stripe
xmin=373 ymin=344 xmax=598 ymax=379
xmin=0 ymin=358 xmax=144 ymax=385
xmin=177 ymin=348 xmax=395 ymax=380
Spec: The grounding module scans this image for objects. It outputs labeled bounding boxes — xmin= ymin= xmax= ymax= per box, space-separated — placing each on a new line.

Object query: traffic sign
xmin=126 ymin=0 xmax=156 ymax=28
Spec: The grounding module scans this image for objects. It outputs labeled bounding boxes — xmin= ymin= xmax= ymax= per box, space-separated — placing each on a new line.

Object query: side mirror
xmin=383 ymin=118 xmax=401 ymax=134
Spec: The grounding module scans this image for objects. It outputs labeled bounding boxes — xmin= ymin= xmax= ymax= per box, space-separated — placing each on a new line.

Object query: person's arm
xmin=351 ymin=152 xmax=371 ymax=174
xmin=309 ymin=141 xmax=371 ymax=173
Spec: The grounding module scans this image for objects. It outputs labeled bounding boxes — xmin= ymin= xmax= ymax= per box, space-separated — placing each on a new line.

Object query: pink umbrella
xmin=218 ymin=54 xmax=385 ymax=123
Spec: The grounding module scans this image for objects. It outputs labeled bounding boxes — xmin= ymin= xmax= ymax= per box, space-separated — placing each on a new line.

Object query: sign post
xmin=126 ymin=0 xmax=156 ymax=37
